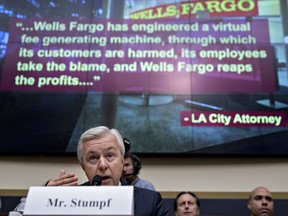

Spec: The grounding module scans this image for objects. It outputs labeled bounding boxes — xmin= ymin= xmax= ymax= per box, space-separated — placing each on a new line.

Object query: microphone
xmin=92 ymin=175 xmax=102 ymax=186
xmin=123 ymin=137 xmax=131 ymax=152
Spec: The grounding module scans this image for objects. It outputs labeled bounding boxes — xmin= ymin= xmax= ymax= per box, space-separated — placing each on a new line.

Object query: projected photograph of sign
xmin=0 ymin=0 xmax=287 ymax=155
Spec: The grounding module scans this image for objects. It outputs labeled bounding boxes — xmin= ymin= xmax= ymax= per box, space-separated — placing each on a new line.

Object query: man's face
xmin=175 ymin=194 xmax=200 ymax=216
xmin=123 ymin=157 xmax=135 ymax=181
xmin=81 ymin=134 xmax=124 ymax=186
xmin=248 ymin=187 xmax=274 ymax=216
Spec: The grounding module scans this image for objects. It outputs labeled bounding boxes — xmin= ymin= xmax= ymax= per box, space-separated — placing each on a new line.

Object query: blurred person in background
xmin=123 ymin=152 xmax=155 ymax=190
xmin=174 ymin=191 xmax=200 ymax=216
xmin=248 ymin=186 xmax=274 ymax=216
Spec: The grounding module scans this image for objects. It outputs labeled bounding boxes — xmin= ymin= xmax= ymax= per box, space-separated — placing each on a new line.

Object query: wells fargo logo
xmin=129 ymin=0 xmax=258 ymax=19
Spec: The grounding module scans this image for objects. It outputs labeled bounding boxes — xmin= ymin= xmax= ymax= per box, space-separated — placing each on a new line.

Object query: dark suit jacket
xmin=133 ymin=186 xmax=171 ymax=216
xmin=82 ymin=177 xmax=171 ymax=216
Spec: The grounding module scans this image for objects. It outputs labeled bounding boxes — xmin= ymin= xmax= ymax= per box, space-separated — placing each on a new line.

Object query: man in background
xmin=123 ymin=152 xmax=156 ymax=190
xmin=248 ymin=186 xmax=274 ymax=216
xmin=174 ymin=191 xmax=200 ymax=216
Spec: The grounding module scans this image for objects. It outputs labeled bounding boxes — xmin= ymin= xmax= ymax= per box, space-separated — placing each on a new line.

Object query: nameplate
xmin=23 ymin=186 xmax=134 ymax=216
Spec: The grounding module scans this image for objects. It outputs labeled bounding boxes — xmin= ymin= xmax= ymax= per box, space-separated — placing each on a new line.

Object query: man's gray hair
xmin=77 ymin=126 xmax=125 ymax=164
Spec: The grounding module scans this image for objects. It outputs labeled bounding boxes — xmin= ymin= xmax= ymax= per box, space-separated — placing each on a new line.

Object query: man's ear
xmin=247 ymin=201 xmax=251 ymax=210
xmin=121 ymin=156 xmax=124 ymax=166
xmin=80 ymin=163 xmax=85 ymax=171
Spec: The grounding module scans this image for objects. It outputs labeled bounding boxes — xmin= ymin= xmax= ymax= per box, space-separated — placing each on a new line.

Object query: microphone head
xmin=92 ymin=175 xmax=102 ymax=186
xmin=123 ymin=137 xmax=131 ymax=152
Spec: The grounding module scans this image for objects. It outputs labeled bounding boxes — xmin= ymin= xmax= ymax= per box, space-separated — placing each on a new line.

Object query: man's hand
xmin=46 ymin=169 xmax=78 ymax=186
